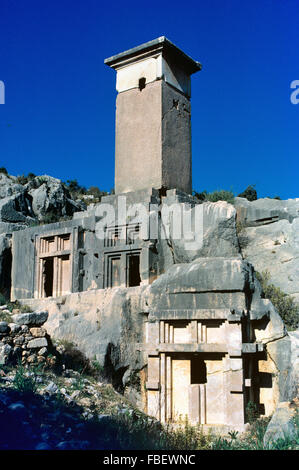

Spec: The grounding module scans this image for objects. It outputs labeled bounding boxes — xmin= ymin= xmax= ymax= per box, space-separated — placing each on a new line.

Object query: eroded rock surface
xmin=235 ymin=197 xmax=299 ymax=303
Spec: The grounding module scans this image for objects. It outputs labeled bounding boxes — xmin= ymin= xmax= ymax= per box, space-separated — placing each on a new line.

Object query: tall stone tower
xmin=105 ymin=37 xmax=201 ymax=195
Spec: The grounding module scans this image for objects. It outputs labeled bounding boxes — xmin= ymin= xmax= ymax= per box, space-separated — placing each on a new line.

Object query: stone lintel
xmin=149 ymin=309 xmax=235 ymax=321
xmin=38 ymin=249 xmax=71 ymax=259
xmin=137 ymin=343 xmax=227 ymax=354
xmin=228 ymin=348 xmax=242 ymax=357
xmin=140 ymin=342 xmax=262 ymax=355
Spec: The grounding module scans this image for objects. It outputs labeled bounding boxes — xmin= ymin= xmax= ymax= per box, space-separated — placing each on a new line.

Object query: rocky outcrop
xmin=263 ymin=329 xmax=299 ymax=447
xmin=289 ymin=329 xmax=299 ymax=397
xmin=18 ymin=287 xmax=148 ymax=397
xmin=263 ymin=402 xmax=297 ymax=448
xmin=235 ymin=197 xmax=299 ymax=304
xmin=25 ymin=175 xmax=85 ymax=221
xmin=0 ymin=173 xmax=85 ymax=227
xmin=0 ymin=174 xmax=24 ymax=199
xmin=0 ymin=193 xmax=35 ymax=224
xmin=163 ymin=200 xmax=240 ymax=264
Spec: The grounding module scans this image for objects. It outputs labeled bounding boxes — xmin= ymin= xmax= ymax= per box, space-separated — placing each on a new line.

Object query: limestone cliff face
xmin=21 ymin=257 xmax=295 ymax=420
xmin=235 ymin=197 xmax=299 ymax=304
xmin=167 ymin=200 xmax=240 ymax=264
xmin=0 ymin=173 xmax=85 ymax=228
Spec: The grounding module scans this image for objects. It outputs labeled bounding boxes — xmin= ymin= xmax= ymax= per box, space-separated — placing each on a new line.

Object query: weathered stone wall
xmin=115 ymin=81 xmax=192 ymax=195
xmin=0 ymin=309 xmax=54 ymax=367
xmin=161 ymin=81 xmax=192 ymax=194
xmin=115 ymin=81 xmax=163 ymax=194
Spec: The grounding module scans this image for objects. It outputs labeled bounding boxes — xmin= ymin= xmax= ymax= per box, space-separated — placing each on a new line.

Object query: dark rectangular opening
xmin=128 ymin=254 xmax=141 ymax=287
xmin=44 ymin=258 xmax=54 ymax=297
xmin=191 ymin=357 xmax=207 ymax=384
xmin=0 ymin=246 xmax=12 ymax=300
xmin=110 ymin=256 xmax=121 ymax=287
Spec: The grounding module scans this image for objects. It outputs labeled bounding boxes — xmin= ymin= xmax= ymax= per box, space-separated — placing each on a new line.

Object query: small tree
xmin=65 ymin=179 xmax=86 ymax=196
xmin=0 ymin=167 xmax=8 ymax=175
xmin=238 ymin=185 xmax=257 ymax=201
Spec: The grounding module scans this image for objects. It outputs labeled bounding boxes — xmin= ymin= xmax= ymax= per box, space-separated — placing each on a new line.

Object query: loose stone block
xmin=29 ymin=327 xmax=46 ymax=337
xmin=0 ymin=322 xmax=10 ymax=334
xmin=27 ymin=337 xmax=48 ymax=349
xmin=11 ymin=311 xmax=48 ymax=327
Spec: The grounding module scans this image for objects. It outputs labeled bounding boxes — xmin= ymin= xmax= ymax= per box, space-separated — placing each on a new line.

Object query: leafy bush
xmin=246 ymin=401 xmax=259 ymax=424
xmin=13 ymin=362 xmax=39 ymax=394
xmin=2 ymin=300 xmax=33 ymax=314
xmin=193 ymin=189 xmax=235 ymax=204
xmin=15 ymin=172 xmax=37 ymax=185
xmin=40 ymin=210 xmax=61 ymax=225
xmin=27 ymin=172 xmax=36 ymax=181
xmin=87 ymin=186 xmax=107 ymax=199
xmin=193 ymin=189 xmax=208 ymax=201
xmin=0 ymin=167 xmax=8 ymax=175
xmin=16 ymin=174 xmax=29 ymax=185
xmin=64 ymin=179 xmax=87 ymax=198
xmin=238 ymin=184 xmax=257 ymax=201
xmin=0 ymin=310 xmax=12 ymax=322
xmin=256 ymin=270 xmax=299 ymax=330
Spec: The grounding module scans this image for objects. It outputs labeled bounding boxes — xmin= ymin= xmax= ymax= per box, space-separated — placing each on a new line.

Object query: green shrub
xmin=4 ymin=300 xmax=33 ymax=313
xmin=64 ymin=179 xmax=87 ymax=198
xmin=16 ymin=174 xmax=29 ymax=185
xmin=91 ymin=357 xmax=105 ymax=376
xmin=246 ymin=401 xmax=259 ymax=424
xmin=27 ymin=172 xmax=36 ymax=181
xmin=0 ymin=310 xmax=12 ymax=322
xmin=207 ymin=190 xmax=234 ymax=204
xmin=87 ymin=186 xmax=108 ymax=200
xmin=193 ymin=189 xmax=235 ymax=204
xmin=238 ymin=185 xmax=257 ymax=201
xmin=256 ymin=271 xmax=299 ymax=329
xmin=13 ymin=362 xmax=38 ymax=394
xmin=40 ymin=210 xmax=61 ymax=225
xmin=0 ymin=167 xmax=8 ymax=175
xmin=193 ymin=190 xmax=208 ymax=201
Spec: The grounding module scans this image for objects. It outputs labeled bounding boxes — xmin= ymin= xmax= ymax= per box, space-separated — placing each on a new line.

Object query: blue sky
xmin=0 ymin=0 xmax=298 ymax=199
